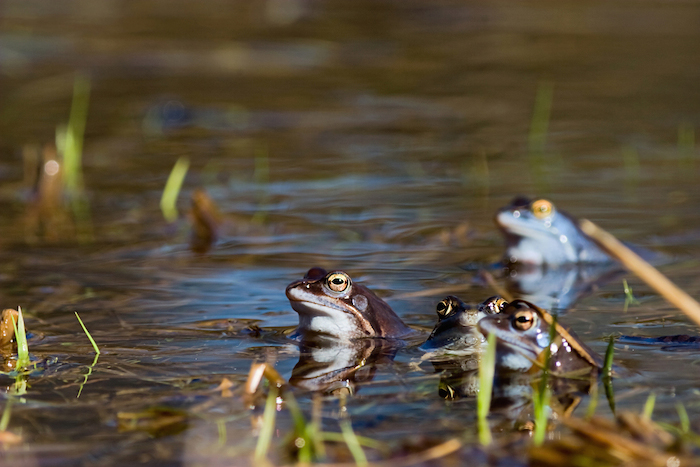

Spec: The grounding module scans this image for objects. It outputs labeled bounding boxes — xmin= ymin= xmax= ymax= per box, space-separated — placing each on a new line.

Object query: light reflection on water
xmin=1 ymin=0 xmax=700 ymax=464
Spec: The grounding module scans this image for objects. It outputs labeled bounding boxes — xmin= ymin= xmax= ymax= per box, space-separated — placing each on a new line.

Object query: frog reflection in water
xmin=286 ymin=267 xmax=414 ymax=340
xmin=478 ymin=299 xmax=604 ymax=376
xmin=496 ymin=197 xmax=611 ymax=266
xmin=420 ymin=295 xmax=507 ymax=354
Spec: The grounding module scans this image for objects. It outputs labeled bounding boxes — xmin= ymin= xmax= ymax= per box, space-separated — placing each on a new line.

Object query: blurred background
xmin=2 ymin=0 xmax=700 ymax=464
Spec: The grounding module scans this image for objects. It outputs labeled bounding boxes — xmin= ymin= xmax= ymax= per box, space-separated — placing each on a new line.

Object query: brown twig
xmin=579 ymin=219 xmax=700 ymax=328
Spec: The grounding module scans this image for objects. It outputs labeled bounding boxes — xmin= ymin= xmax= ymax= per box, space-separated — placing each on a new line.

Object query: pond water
xmin=2 ymin=1 xmax=700 ymax=465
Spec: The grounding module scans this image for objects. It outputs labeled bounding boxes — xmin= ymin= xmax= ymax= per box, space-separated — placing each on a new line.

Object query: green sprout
xmin=254 ymin=384 xmax=278 ymax=463
xmin=75 ymin=312 xmax=100 ymax=355
xmin=623 ymin=279 xmax=640 ymax=312
xmin=340 ymin=420 xmax=367 ymax=466
xmin=643 ymin=392 xmax=656 ymax=421
xmin=11 ymin=307 xmax=30 ymax=369
xmin=532 ymin=314 xmax=558 ymax=446
xmin=160 ymin=156 xmax=190 ymax=223
xmin=477 ymin=332 xmax=496 ymax=446
xmin=603 ymin=336 xmax=616 ymax=414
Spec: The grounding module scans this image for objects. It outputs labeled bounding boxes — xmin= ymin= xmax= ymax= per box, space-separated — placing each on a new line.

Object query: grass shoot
xmin=161 ymin=156 xmax=190 ymax=223
xmin=59 ymin=74 xmax=93 ymax=242
xmin=622 ymin=279 xmax=640 ymax=312
xmin=603 ymin=336 xmax=616 ymax=414
xmin=254 ymin=384 xmax=278 ymax=463
xmin=477 ymin=332 xmax=496 ymax=446
xmin=75 ymin=312 xmax=100 ymax=355
xmin=340 ymin=419 xmax=368 ymax=466
xmin=533 ymin=313 xmax=558 ymax=446
xmin=528 ymin=81 xmax=554 ymax=193
xmin=643 ymin=392 xmax=656 ymax=421
xmin=0 ymin=399 xmax=12 ymax=432
xmin=11 ymin=307 xmax=30 ymax=369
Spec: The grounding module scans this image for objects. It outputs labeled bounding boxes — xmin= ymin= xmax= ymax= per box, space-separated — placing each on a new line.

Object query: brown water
xmin=2 ymin=1 xmax=700 ymax=465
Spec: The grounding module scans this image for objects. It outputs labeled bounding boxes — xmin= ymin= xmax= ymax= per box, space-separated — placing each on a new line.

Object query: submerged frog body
xmin=495 ymin=197 xmax=611 ymax=266
xmin=420 ymin=296 xmax=507 ymax=354
xmin=286 ymin=267 xmax=414 ymax=340
xmin=478 ymin=299 xmax=603 ymax=375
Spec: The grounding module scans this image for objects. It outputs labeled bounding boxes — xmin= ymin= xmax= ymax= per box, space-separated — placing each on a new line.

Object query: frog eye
xmin=480 ymin=296 xmax=508 ymax=314
xmin=531 ymin=199 xmax=553 ymax=219
xmin=327 ymin=272 xmax=351 ymax=292
xmin=436 ymin=299 xmax=453 ymax=318
xmin=512 ymin=310 xmax=535 ymax=331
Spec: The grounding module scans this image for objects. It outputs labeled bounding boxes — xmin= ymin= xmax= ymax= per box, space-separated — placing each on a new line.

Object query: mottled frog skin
xmin=286 ymin=267 xmax=413 ymax=340
xmin=420 ymin=296 xmax=507 ymax=354
xmin=495 ymin=197 xmax=611 ymax=266
xmin=478 ymin=299 xmax=603 ymax=375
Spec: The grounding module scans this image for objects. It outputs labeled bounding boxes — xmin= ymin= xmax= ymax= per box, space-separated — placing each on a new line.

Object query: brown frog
xmin=286 ymin=267 xmax=414 ymax=340
xmin=478 ymin=299 xmax=604 ymax=376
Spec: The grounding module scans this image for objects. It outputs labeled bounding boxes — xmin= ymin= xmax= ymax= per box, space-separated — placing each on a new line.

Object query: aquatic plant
xmin=622 ymin=279 xmax=640 ymax=312
xmin=161 ymin=156 xmax=190 ymax=223
xmin=10 ymin=307 xmax=29 ymax=370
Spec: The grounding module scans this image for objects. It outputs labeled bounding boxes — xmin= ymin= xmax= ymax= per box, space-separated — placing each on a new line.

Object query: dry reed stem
xmin=479 ymin=270 xmax=514 ymax=302
xmin=579 ymin=219 xmax=700 ymax=328
xmin=297 ymin=438 xmax=462 ymax=467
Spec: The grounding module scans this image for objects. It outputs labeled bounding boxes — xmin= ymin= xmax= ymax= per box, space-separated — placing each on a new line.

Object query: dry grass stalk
xmin=579 ymin=219 xmax=700 ymax=328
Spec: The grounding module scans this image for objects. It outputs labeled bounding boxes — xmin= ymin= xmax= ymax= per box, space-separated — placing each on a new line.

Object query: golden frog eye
xmin=436 ymin=299 xmax=453 ymax=318
xmin=327 ymin=272 xmax=351 ymax=292
xmin=512 ymin=310 xmax=535 ymax=331
xmin=531 ymin=199 xmax=553 ymax=219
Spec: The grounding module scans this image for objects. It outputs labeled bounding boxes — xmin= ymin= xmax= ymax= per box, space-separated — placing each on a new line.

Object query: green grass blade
xmin=340 ymin=420 xmax=367 ymax=466
xmin=75 ymin=312 xmax=100 ymax=354
xmin=77 ymin=353 xmax=99 ymax=398
xmin=528 ymin=81 xmax=554 ymax=193
xmin=254 ymin=385 xmax=278 ymax=462
xmin=643 ymin=392 xmax=655 ymax=421
xmin=63 ymin=74 xmax=90 ymax=195
xmin=533 ymin=386 xmax=551 ymax=446
xmin=603 ymin=335 xmax=615 ymax=377
xmin=477 ymin=332 xmax=496 ymax=446
xmin=11 ymin=307 xmax=30 ymax=369
xmin=677 ymin=403 xmax=690 ymax=434
xmin=284 ymin=391 xmax=316 ymax=462
xmin=585 ymin=378 xmax=599 ymax=419
xmin=532 ymin=314 xmax=558 ymax=445
xmin=0 ymin=399 xmax=12 ymax=431
xmin=160 ymin=156 xmax=190 ymax=223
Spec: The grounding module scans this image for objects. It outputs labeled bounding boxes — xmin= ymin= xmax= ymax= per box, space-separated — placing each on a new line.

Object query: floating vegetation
xmin=161 ymin=156 xmax=190 ymax=223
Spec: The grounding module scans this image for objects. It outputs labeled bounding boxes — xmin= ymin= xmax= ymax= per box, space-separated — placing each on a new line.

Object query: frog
xmin=477 ymin=299 xmax=604 ymax=375
xmin=420 ymin=295 xmax=508 ymax=354
xmin=495 ymin=197 xmax=611 ymax=266
xmin=285 ymin=267 xmax=414 ymax=340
